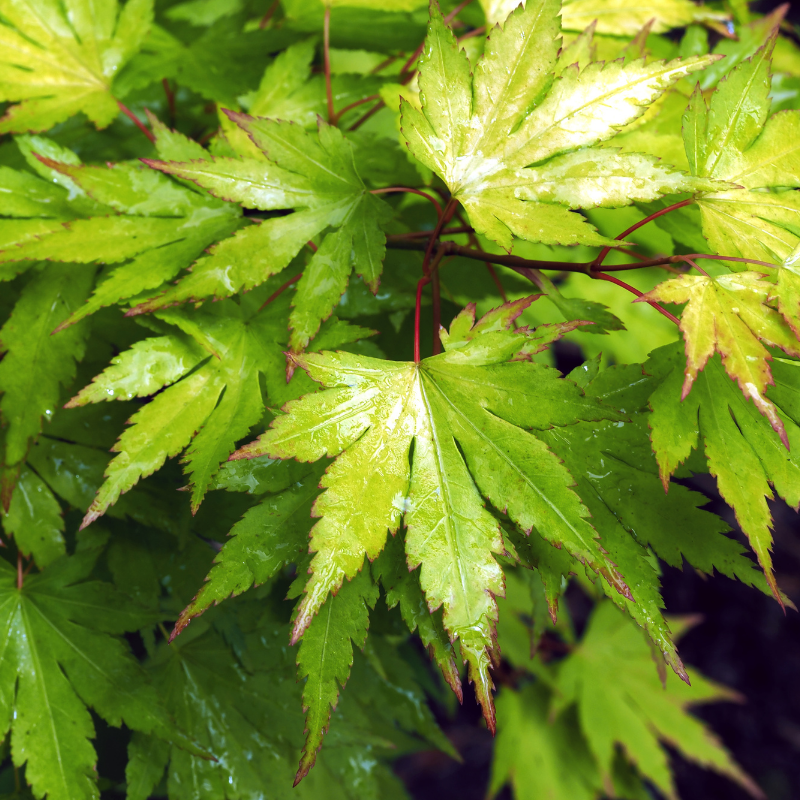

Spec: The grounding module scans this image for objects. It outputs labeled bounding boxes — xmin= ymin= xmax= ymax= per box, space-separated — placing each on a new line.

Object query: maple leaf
xmin=684 ymin=31 xmax=800 ymax=266
xmin=0 ymin=0 xmax=153 ymax=133
xmin=647 ymin=342 xmax=800 ymax=601
xmin=0 ymin=133 xmax=241 ymax=329
xmin=0 ymin=549 xmax=201 ymax=800
xmin=295 ymin=567 xmax=378 ymax=782
xmin=220 ymin=38 xmax=387 ymax=153
xmin=173 ymin=467 xmax=321 ymax=635
xmin=132 ymin=606 xmax=450 ymax=797
xmin=642 ymin=271 xmax=800 ymax=443
xmin=0 ymin=262 xmax=93 ymax=502
xmin=401 ymin=0 xmax=725 ymax=251
xmin=490 ymin=683 xmax=604 ymax=800
xmin=136 ymin=115 xmax=392 ymax=352
xmin=229 ymin=298 xmax=630 ymax=726
xmin=71 ymin=295 xmax=373 ymax=525
xmin=554 ymin=602 xmax=760 ymax=799
xmin=0 ymin=466 xmax=65 ymax=566
xmin=68 ymin=305 xmax=269 ymax=522
xmin=480 ymin=0 xmax=726 ymax=34
xmin=539 ymin=360 xmax=777 ymax=678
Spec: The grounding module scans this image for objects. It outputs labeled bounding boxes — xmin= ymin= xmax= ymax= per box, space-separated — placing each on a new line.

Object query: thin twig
xmin=593 ymin=198 xmax=695 ymax=268
xmin=593 ymin=272 xmax=680 ymax=325
xmin=423 ymin=198 xmax=458 ymax=275
xmin=458 ymin=25 xmax=485 ymax=41
xmin=415 ymin=246 xmax=447 ymax=362
xmin=334 ymin=94 xmax=380 ymax=124
xmin=371 ymin=53 xmax=404 ymax=74
xmin=347 ymin=99 xmax=385 ymax=131
xmin=372 ymin=186 xmax=443 ymax=218
xmin=117 ymin=101 xmax=156 ymax=143
xmin=392 ymin=225 xmax=473 ymax=239
xmin=17 ymin=552 xmax=23 ymax=590
xmin=386 ymin=239 xmax=781 ymax=275
xmin=162 ymin=79 xmax=176 ymax=126
xmin=682 ymin=257 xmax=710 ymax=278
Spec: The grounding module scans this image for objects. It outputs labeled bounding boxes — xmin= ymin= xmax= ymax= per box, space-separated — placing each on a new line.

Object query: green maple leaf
xmin=481 ymin=0 xmax=725 ymax=34
xmin=229 ymin=298 xmax=630 ymax=726
xmin=642 ymin=271 xmax=800 ymax=442
xmin=684 ymin=31 xmax=800 ymax=267
xmin=131 ymin=622 xmax=308 ymax=800
xmin=489 ymin=683 xmax=605 ymax=800
xmin=137 ymin=115 xmax=392 ymax=352
xmin=647 ymin=342 xmax=800 ymax=601
xmin=220 ymin=39 xmax=387 ymax=151
xmin=1 ymin=466 xmax=65 ymax=568
xmin=295 ymin=567 xmax=378 ymax=782
xmin=0 ymin=262 xmax=94 ymax=500
xmin=173 ymin=468 xmax=321 ymax=634
xmin=0 ymin=0 xmax=153 ymax=133
xmin=132 ymin=607 xmax=447 ymax=796
xmin=72 ymin=295 xmax=373 ymax=525
xmin=554 ymin=602 xmax=759 ymax=799
xmin=0 ymin=549 xmax=200 ymax=800
xmin=401 ymin=0 xmax=724 ymax=251
xmin=69 ymin=304 xmax=273 ymax=523
xmin=539 ymin=360 xmax=776 ymax=679
xmin=0 ymin=133 xmax=241 ymax=328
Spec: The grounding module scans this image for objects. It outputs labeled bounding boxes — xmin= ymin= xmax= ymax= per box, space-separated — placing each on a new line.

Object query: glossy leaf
xmin=230 ymin=300 xmax=630 ymax=726
xmin=138 ymin=116 xmax=392 ymax=351
xmin=0 ymin=550 xmax=199 ymax=800
xmin=0 ymin=144 xmax=241 ymax=327
xmin=642 ymin=271 xmax=800 ymax=442
xmin=402 ymin=1 xmax=723 ymax=250
xmin=0 ymin=264 xmax=93 ymax=489
xmin=647 ymin=342 xmax=800 ymax=601
xmin=0 ymin=0 xmax=153 ymax=132
xmin=554 ymin=602 xmax=759 ymax=799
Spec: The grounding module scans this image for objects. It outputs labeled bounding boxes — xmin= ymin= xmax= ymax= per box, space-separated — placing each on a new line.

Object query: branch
xmin=386 ymin=239 xmax=781 ymax=276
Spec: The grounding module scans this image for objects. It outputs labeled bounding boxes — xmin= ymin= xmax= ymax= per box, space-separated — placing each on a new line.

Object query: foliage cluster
xmin=0 ymin=0 xmax=800 ymax=798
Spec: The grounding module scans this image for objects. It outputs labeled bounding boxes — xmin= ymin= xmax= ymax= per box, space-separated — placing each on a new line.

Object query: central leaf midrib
xmin=424 ymin=371 xmax=596 ymax=555
xmin=416 ymin=375 xmax=474 ymax=620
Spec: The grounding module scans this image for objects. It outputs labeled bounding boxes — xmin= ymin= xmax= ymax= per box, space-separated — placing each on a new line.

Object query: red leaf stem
xmin=594 ymin=272 xmax=680 ymax=325
xmin=258 ymin=273 xmax=303 ymax=311
xmin=117 ymin=101 xmax=156 ymax=143
xmin=371 ymin=186 xmax=443 ymax=218
xmin=593 ymin=198 xmax=695 ymax=268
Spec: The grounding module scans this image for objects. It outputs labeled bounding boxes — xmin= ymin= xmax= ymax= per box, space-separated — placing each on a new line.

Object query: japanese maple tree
xmin=0 ymin=0 xmax=798 ymax=797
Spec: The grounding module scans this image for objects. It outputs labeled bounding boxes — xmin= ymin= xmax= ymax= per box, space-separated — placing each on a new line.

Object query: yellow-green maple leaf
xmin=402 ymin=0 xmax=725 ymax=251
xmin=642 ymin=271 xmax=800 ymax=443
xmin=0 ymin=0 xmax=153 ymax=133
